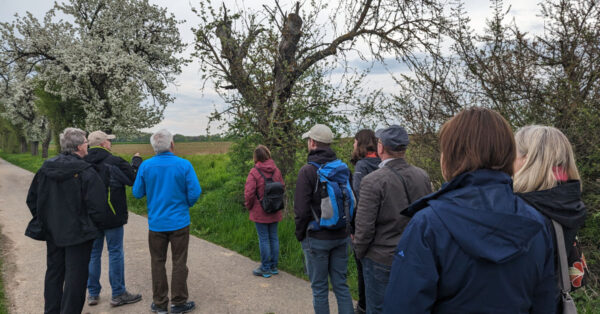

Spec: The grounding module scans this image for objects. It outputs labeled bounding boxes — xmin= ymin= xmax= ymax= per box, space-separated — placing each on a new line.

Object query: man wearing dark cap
xmin=353 ymin=125 xmax=432 ymax=314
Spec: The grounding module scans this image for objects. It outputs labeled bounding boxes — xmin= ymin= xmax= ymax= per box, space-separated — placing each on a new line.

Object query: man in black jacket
xmin=84 ymin=130 xmax=142 ymax=307
xmin=26 ymin=127 xmax=109 ymax=314
xmin=294 ymin=124 xmax=354 ymax=314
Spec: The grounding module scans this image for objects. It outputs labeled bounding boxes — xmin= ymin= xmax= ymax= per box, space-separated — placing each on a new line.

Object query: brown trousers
xmin=148 ymin=226 xmax=190 ymax=307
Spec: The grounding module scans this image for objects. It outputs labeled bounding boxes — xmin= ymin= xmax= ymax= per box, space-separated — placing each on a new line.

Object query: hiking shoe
xmin=171 ymin=301 xmax=196 ymax=313
xmin=87 ymin=295 xmax=99 ymax=306
xmin=151 ymin=302 xmax=168 ymax=314
xmin=270 ymin=268 xmax=279 ymax=275
xmin=252 ymin=267 xmax=272 ymax=278
xmin=110 ymin=291 xmax=142 ymax=307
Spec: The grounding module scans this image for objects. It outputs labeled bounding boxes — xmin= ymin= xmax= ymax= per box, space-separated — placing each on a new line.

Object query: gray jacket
xmin=353 ymin=158 xmax=432 ymax=265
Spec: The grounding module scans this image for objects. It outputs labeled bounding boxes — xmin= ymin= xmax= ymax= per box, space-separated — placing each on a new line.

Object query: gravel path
xmin=0 ymin=158 xmax=342 ymax=313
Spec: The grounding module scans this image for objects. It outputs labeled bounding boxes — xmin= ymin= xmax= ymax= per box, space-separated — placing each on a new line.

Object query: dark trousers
xmin=149 ymin=226 xmax=190 ymax=307
xmin=354 ymin=250 xmax=366 ymax=311
xmin=44 ymin=239 xmax=94 ymax=314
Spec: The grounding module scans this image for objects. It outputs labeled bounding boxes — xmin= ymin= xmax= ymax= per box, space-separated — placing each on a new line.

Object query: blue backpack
xmin=308 ymin=160 xmax=355 ymax=230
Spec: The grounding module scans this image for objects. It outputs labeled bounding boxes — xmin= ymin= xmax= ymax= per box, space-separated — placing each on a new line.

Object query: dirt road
xmin=0 ymin=158 xmax=343 ymax=313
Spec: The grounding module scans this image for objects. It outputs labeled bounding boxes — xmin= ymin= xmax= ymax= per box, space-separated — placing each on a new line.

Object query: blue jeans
xmin=87 ymin=226 xmax=126 ymax=297
xmin=301 ymin=237 xmax=354 ymax=314
xmin=362 ymin=257 xmax=391 ymax=314
xmin=255 ymin=222 xmax=279 ymax=270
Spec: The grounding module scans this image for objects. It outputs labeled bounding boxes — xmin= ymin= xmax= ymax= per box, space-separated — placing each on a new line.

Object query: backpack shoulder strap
xmin=254 ymin=167 xmax=270 ymax=180
xmin=552 ymin=220 xmax=571 ymax=294
xmin=386 ymin=165 xmax=412 ymax=205
xmin=308 ymin=161 xmax=322 ymax=169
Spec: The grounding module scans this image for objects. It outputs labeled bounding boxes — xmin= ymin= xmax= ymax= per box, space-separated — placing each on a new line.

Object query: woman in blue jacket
xmin=383 ymin=108 xmax=556 ymax=314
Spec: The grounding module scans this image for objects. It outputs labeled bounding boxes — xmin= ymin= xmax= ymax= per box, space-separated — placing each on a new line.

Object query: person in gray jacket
xmin=353 ymin=125 xmax=432 ymax=314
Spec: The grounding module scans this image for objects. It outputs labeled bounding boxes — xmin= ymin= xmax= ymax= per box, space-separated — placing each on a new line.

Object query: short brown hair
xmin=253 ymin=145 xmax=271 ymax=163
xmin=439 ymin=107 xmax=515 ymax=180
xmin=312 ymin=139 xmax=331 ymax=148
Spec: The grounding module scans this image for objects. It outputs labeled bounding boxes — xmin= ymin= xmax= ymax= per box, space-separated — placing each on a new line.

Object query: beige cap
xmin=88 ymin=131 xmax=116 ymax=146
xmin=302 ymin=124 xmax=333 ymax=144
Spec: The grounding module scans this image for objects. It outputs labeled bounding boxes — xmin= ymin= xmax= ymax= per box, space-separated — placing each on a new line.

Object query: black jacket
xmin=517 ymin=181 xmax=587 ymax=296
xmin=84 ymin=147 xmax=141 ymax=229
xmin=25 ymin=153 xmax=109 ymax=247
xmin=294 ymin=147 xmax=348 ymax=241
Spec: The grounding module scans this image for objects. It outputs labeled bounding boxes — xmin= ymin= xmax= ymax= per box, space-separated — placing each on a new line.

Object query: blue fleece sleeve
xmin=383 ymin=211 xmax=438 ymax=314
xmin=185 ymin=161 xmax=202 ymax=207
xmin=132 ymin=162 xmax=146 ymax=199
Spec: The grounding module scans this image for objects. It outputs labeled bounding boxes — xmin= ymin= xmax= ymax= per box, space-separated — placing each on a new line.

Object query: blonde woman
xmin=513 ymin=125 xmax=587 ymax=309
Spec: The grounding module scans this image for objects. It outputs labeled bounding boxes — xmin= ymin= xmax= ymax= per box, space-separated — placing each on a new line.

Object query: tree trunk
xmin=42 ymin=128 xmax=52 ymax=158
xmin=53 ymin=129 xmax=61 ymax=153
xmin=31 ymin=141 xmax=39 ymax=156
xmin=20 ymin=138 xmax=28 ymax=153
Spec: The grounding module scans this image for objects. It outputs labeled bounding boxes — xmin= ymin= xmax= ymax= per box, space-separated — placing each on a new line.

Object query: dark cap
xmin=375 ymin=125 xmax=409 ymax=151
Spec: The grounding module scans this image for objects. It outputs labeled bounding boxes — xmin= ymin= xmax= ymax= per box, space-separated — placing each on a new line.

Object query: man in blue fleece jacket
xmin=133 ymin=129 xmax=201 ymax=314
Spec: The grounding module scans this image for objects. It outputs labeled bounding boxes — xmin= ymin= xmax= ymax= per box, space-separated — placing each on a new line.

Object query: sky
xmin=0 ymin=0 xmax=544 ymax=135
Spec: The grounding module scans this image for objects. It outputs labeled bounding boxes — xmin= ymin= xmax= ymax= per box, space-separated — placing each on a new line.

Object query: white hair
xmin=60 ymin=127 xmax=87 ymax=153
xmin=150 ymin=129 xmax=173 ymax=154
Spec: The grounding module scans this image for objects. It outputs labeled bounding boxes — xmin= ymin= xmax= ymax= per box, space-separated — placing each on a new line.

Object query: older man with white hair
xmin=26 ymin=127 xmax=110 ymax=314
xmin=132 ymin=129 xmax=202 ymax=314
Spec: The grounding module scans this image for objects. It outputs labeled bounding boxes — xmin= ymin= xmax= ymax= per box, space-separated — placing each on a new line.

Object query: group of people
xmin=24 ymin=106 xmax=586 ymax=314
xmin=243 ymin=107 xmax=587 ymax=314
xmin=26 ymin=128 xmax=200 ymax=314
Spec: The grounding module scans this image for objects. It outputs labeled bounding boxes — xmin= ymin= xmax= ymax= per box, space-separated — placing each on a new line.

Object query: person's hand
xmin=350 ymin=234 xmax=355 ymax=241
xmin=134 ymin=152 xmax=140 ymax=157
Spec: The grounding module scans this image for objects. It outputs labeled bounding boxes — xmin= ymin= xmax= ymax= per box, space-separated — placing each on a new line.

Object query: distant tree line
xmin=112 ymin=132 xmax=237 ymax=144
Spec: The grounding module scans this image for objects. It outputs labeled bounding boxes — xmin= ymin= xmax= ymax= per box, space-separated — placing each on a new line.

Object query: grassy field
xmin=111 ymin=141 xmax=231 ymax=156
xmin=1 ymin=143 xmax=599 ymax=311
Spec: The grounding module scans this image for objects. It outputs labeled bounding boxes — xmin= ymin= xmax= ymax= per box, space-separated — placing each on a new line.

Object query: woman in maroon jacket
xmin=244 ymin=145 xmax=285 ymax=278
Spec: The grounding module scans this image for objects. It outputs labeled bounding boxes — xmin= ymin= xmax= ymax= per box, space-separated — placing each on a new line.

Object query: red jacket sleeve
xmin=244 ymin=169 xmax=257 ymax=210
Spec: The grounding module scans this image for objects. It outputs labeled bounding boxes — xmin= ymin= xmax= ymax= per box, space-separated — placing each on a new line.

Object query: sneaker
xmin=252 ymin=267 xmax=272 ymax=278
xmin=110 ymin=291 xmax=142 ymax=307
xmin=171 ymin=301 xmax=196 ymax=313
xmin=151 ymin=302 xmax=168 ymax=314
xmin=270 ymin=268 xmax=279 ymax=275
xmin=87 ymin=295 xmax=99 ymax=306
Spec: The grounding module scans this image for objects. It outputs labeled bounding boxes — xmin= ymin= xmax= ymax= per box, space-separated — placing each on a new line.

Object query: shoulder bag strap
xmin=552 ymin=220 xmax=571 ymax=294
xmin=386 ymin=165 xmax=412 ymax=205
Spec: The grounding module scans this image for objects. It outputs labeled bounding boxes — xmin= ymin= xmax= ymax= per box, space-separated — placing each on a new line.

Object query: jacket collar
xmin=403 ymin=169 xmax=512 ymax=217
xmin=157 ymin=151 xmax=175 ymax=157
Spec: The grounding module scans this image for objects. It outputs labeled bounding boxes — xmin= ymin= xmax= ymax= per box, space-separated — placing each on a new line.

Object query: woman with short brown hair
xmin=383 ymin=107 xmax=556 ymax=313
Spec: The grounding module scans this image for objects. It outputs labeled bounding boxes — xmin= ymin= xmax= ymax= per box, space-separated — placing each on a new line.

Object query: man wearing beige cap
xmin=84 ymin=130 xmax=143 ymax=307
xmin=294 ymin=124 xmax=354 ymax=314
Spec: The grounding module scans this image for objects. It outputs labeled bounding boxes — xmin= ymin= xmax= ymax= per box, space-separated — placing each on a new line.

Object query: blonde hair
xmin=513 ymin=125 xmax=580 ymax=193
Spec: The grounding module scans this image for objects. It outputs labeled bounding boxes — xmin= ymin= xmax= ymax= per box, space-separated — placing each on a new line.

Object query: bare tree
xmin=193 ymin=0 xmax=446 ymax=177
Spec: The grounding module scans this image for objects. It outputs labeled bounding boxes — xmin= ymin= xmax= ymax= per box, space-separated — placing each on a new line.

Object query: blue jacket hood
xmin=404 ymin=169 xmax=545 ymax=264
